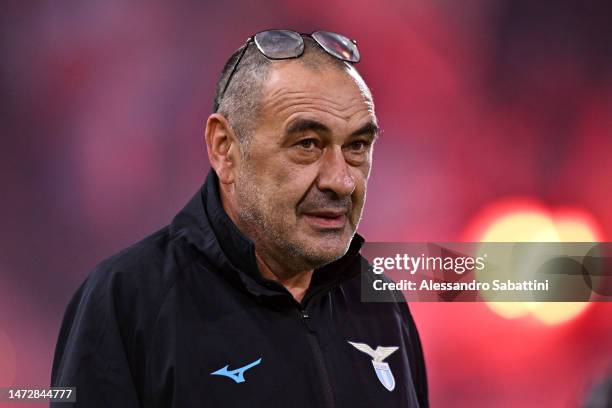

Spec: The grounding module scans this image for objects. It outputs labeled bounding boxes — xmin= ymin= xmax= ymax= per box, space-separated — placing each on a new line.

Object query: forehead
xmin=258 ymin=61 xmax=375 ymax=125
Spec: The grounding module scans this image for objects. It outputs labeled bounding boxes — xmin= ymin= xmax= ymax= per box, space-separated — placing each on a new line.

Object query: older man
xmin=51 ymin=30 xmax=428 ymax=408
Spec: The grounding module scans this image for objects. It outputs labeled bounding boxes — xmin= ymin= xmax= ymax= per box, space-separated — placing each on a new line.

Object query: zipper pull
xmin=299 ymin=309 xmax=315 ymax=332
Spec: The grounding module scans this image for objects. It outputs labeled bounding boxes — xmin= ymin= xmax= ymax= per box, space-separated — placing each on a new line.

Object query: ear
xmin=204 ymin=113 xmax=242 ymax=184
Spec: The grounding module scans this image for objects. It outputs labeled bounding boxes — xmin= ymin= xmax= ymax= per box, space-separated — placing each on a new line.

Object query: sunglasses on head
xmin=217 ymin=29 xmax=360 ymax=110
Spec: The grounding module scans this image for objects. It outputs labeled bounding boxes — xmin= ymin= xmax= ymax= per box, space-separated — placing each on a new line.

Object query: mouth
xmin=302 ymin=210 xmax=348 ymax=229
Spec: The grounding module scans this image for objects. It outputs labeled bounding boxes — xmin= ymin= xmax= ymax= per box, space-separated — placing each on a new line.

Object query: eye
xmin=297 ymin=139 xmax=319 ymax=150
xmin=347 ymin=140 xmax=370 ymax=152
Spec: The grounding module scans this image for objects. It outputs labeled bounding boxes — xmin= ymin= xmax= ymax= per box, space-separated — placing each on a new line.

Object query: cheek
xmin=350 ymin=168 xmax=369 ymax=212
xmin=280 ymin=166 xmax=319 ymax=207
xmin=253 ymin=158 xmax=318 ymax=212
xmin=353 ymin=165 xmax=369 ymax=195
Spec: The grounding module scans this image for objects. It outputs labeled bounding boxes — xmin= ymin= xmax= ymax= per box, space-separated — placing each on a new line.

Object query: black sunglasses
xmin=217 ymin=29 xmax=360 ymax=110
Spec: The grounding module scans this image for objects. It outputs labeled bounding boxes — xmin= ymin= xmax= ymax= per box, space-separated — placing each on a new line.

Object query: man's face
xmin=233 ymin=62 xmax=377 ymax=271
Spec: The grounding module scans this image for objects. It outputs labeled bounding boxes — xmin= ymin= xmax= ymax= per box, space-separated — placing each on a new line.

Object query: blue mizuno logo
xmin=210 ymin=358 xmax=262 ymax=383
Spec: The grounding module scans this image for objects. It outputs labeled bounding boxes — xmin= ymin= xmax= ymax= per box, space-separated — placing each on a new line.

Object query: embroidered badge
xmin=348 ymin=341 xmax=398 ymax=391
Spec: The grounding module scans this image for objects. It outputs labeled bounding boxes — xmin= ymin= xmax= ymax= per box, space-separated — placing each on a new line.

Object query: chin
xmin=300 ymin=237 xmax=352 ymax=267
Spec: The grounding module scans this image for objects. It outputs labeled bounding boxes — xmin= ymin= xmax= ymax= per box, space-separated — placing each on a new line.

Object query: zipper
xmin=299 ymin=308 xmax=336 ymax=408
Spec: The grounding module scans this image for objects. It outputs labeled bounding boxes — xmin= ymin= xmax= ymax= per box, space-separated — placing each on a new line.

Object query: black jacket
xmin=51 ymin=170 xmax=428 ymax=407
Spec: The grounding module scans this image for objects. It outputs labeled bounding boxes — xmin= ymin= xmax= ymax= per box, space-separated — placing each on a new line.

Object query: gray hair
xmin=212 ymin=37 xmax=349 ymax=154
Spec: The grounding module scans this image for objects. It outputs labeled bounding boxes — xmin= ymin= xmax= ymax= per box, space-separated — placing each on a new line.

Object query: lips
xmin=302 ymin=210 xmax=348 ymax=229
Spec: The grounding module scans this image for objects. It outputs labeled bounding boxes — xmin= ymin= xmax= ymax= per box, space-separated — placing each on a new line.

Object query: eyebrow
xmin=284 ymin=118 xmax=380 ymax=139
xmin=350 ymin=121 xmax=380 ymax=139
xmin=286 ymin=119 xmax=331 ymax=135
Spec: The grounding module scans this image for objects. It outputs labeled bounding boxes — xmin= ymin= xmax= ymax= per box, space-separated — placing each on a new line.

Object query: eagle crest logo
xmin=348 ymin=341 xmax=398 ymax=391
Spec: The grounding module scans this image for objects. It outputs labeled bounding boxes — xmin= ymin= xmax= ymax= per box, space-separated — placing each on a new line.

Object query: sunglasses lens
xmin=312 ymin=31 xmax=360 ymax=63
xmin=254 ymin=30 xmax=304 ymax=59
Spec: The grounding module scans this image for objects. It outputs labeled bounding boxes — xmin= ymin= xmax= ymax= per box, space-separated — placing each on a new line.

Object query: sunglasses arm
xmin=219 ymin=37 xmax=253 ymax=101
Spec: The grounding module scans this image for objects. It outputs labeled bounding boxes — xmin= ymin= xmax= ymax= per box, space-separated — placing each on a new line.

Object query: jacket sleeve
xmin=50 ymin=270 xmax=142 ymax=408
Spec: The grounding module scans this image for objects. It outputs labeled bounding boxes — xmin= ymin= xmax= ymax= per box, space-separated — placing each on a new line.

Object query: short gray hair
xmin=212 ymin=37 xmax=348 ymax=153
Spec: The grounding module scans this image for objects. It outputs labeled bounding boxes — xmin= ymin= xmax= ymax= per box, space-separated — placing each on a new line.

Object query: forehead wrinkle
xmin=265 ymin=90 xmax=349 ymax=112
xmin=265 ymin=87 xmax=371 ymax=105
xmin=267 ymin=84 xmax=372 ymax=103
xmin=279 ymin=101 xmax=371 ymax=124
xmin=280 ymin=105 xmax=376 ymax=139
xmin=266 ymin=94 xmax=373 ymax=122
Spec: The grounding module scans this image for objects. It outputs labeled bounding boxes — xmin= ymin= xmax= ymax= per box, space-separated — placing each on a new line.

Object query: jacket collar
xmin=170 ymin=169 xmax=365 ymax=299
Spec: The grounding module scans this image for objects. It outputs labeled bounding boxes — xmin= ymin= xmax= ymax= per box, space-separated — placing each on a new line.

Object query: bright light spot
xmin=479 ymin=210 xmax=559 ymax=242
xmin=554 ymin=208 xmax=603 ymax=242
xmin=465 ymin=198 xmax=602 ymax=325
xmin=486 ymin=301 xmax=529 ymax=319
xmin=524 ymin=302 xmax=588 ymax=325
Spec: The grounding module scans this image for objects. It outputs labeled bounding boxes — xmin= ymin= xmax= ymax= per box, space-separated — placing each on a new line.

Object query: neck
xmin=255 ymin=251 xmax=313 ymax=303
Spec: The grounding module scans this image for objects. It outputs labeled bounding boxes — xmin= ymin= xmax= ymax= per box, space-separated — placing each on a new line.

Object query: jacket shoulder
xmin=76 ymin=225 xmax=202 ymax=346
xmin=87 ymin=226 xmax=198 ymax=297
xmin=51 ymin=226 xmax=199 ymax=400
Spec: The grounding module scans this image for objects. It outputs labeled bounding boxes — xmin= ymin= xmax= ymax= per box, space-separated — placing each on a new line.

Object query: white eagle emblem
xmin=348 ymin=341 xmax=399 ymax=391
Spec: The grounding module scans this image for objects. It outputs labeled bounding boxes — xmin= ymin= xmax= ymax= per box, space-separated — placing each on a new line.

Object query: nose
xmin=316 ymin=146 xmax=356 ymax=197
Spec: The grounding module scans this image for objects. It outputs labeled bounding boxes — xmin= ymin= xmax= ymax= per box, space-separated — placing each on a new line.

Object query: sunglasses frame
xmin=216 ymin=29 xmax=359 ymax=111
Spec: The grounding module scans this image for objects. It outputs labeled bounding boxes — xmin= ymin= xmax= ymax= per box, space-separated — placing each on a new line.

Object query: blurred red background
xmin=1 ymin=1 xmax=611 ymax=407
